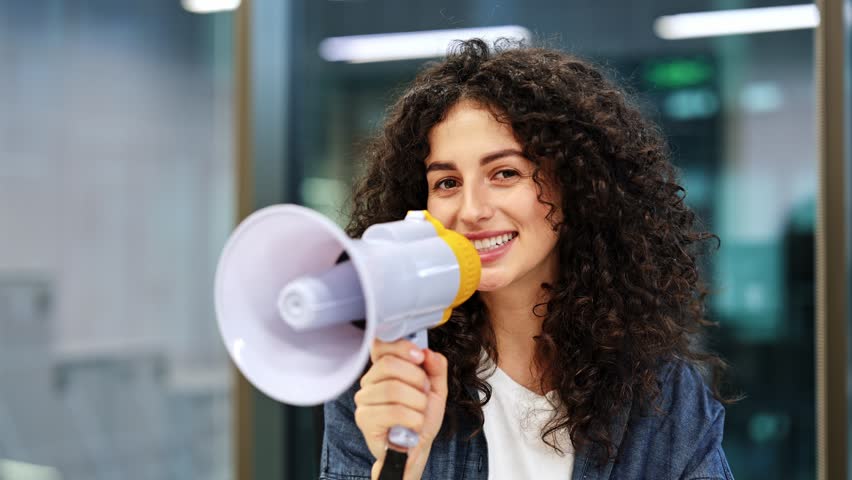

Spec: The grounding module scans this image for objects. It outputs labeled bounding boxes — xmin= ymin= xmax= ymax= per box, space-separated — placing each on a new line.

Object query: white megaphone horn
xmin=214 ymin=204 xmax=480 ymax=448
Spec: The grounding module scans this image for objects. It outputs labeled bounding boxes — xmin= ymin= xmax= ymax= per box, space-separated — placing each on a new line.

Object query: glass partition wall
xmin=0 ymin=2 xmax=236 ymax=479
xmin=236 ymin=0 xmax=852 ymax=479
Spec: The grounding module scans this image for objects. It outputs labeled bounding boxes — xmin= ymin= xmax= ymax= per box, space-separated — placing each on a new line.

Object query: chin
xmin=476 ymin=274 xmax=510 ymax=292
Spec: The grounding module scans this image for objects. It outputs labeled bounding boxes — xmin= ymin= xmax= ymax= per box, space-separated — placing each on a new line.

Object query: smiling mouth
xmin=473 ymin=232 xmax=518 ymax=253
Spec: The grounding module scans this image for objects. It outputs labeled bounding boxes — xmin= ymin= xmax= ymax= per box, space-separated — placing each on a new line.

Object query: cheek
xmin=426 ymin=198 xmax=455 ymax=229
xmin=528 ymin=187 xmax=561 ymax=228
xmin=505 ymin=186 xmax=554 ymax=225
xmin=538 ymin=203 xmax=560 ymax=232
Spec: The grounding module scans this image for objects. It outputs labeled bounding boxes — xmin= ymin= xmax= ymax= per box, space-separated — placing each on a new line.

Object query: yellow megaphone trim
xmin=415 ymin=211 xmax=482 ymax=326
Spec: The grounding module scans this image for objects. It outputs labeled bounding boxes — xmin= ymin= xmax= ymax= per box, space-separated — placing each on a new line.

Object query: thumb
xmin=422 ymin=349 xmax=448 ymax=398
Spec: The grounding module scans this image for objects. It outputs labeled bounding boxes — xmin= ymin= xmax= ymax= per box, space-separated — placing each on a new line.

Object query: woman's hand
xmin=353 ymin=338 xmax=449 ymax=480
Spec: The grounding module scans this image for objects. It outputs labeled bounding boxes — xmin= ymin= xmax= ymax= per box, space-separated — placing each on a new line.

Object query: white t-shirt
xmin=481 ymin=365 xmax=574 ymax=479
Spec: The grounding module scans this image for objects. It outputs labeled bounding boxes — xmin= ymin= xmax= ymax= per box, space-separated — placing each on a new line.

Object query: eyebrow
xmin=425 ymin=148 xmax=524 ymax=173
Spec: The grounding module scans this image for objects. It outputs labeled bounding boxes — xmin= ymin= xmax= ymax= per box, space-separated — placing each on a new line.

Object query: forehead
xmin=427 ymin=100 xmax=520 ymax=158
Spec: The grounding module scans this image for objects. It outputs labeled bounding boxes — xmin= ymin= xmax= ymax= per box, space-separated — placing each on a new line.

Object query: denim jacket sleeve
xmin=599 ymin=360 xmax=735 ymax=480
xmin=319 ymin=381 xmax=374 ymax=480
xmin=678 ymin=399 xmax=733 ymax=480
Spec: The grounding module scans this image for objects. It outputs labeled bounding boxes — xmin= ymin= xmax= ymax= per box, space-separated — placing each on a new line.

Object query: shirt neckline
xmin=489 ymin=365 xmax=558 ymax=401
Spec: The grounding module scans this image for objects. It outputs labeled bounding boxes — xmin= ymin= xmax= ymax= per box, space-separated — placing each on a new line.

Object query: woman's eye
xmin=434 ymin=178 xmax=459 ymax=190
xmin=495 ymin=169 xmax=519 ymax=180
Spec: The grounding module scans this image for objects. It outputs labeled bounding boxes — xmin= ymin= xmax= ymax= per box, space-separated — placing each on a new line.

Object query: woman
xmin=321 ymin=39 xmax=734 ymax=480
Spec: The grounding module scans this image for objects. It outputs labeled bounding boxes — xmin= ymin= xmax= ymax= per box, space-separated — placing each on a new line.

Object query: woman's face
xmin=425 ymin=100 xmax=561 ymax=292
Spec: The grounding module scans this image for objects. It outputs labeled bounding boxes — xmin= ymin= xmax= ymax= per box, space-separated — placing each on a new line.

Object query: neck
xmin=479 ymin=273 xmax=552 ymax=376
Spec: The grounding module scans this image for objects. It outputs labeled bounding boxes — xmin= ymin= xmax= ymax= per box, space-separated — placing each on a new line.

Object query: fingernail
xmin=410 ymin=349 xmax=424 ymax=362
xmin=424 ymin=379 xmax=431 ymax=392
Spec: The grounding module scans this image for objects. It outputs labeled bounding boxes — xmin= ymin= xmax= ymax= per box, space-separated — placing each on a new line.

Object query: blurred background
xmin=0 ymin=0 xmax=849 ymax=479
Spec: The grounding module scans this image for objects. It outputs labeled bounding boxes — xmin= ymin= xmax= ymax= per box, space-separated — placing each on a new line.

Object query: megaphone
xmin=214 ymin=204 xmax=480 ymax=446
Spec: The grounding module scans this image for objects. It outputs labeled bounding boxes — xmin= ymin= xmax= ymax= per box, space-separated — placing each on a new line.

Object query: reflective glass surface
xmin=0 ymin=1 xmax=235 ymax=478
xmin=261 ymin=1 xmax=818 ymax=478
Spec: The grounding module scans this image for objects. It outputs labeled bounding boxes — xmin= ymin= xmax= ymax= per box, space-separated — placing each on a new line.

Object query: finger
xmin=354 ymin=404 xmax=425 ymax=434
xmin=360 ymin=355 xmax=430 ymax=392
xmin=422 ymin=349 xmax=448 ymax=398
xmin=370 ymin=337 xmax=425 ymax=365
xmin=354 ymin=379 xmax=429 ymax=412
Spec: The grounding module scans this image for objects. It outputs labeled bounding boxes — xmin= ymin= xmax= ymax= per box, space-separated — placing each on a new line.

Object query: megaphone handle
xmin=404 ymin=328 xmax=429 ymax=349
xmin=387 ymin=328 xmax=429 ymax=449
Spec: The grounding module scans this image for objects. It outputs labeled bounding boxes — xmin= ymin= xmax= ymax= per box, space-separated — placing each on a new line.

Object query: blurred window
xmin=0 ymin=1 xmax=235 ymax=479
xmin=267 ymin=1 xmax=819 ymax=478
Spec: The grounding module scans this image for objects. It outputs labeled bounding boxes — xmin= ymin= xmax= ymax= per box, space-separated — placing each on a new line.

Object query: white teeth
xmin=473 ymin=233 xmax=516 ymax=252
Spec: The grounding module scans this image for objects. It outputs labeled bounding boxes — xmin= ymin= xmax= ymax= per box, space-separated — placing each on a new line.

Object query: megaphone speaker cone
xmin=215 ymin=205 xmax=375 ymax=406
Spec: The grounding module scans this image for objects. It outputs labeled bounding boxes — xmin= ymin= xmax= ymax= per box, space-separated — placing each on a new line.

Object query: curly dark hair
xmin=345 ymin=38 xmax=728 ymax=463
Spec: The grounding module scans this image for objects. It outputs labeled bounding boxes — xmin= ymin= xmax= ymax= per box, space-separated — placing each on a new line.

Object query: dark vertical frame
xmin=234 ymin=0 xmax=321 ymax=478
xmin=234 ymin=1 xmax=255 ymax=479
xmin=234 ymin=0 xmax=287 ymax=478
xmin=815 ymin=1 xmax=849 ymax=479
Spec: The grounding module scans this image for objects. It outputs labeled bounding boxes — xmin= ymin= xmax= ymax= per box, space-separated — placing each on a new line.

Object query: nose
xmin=458 ymin=182 xmax=494 ymax=227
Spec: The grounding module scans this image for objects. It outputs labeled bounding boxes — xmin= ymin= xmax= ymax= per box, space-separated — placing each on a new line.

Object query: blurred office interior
xmin=0 ymin=0 xmax=849 ymax=479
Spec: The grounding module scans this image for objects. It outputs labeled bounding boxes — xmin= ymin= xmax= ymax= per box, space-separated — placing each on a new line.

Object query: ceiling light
xmin=181 ymin=0 xmax=241 ymax=14
xmin=655 ymin=4 xmax=818 ymax=40
xmin=319 ymin=25 xmax=531 ymax=63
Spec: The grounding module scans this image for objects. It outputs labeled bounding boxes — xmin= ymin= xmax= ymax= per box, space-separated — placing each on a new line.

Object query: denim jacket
xmin=320 ymin=360 xmax=735 ymax=480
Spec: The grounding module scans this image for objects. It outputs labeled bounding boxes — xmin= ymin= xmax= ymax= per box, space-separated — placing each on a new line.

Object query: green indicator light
xmin=645 ymin=60 xmax=713 ymax=88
